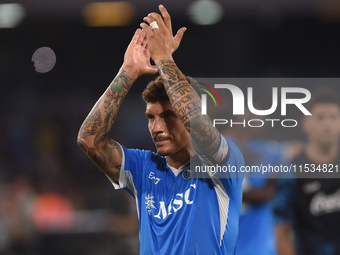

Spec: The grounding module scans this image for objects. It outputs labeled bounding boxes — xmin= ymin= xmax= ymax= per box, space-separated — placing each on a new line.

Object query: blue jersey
xmin=110 ymin=138 xmax=244 ymax=255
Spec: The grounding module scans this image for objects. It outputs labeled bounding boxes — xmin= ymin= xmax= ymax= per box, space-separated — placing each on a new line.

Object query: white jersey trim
xmin=211 ymin=175 xmax=230 ymax=246
xmin=168 ymin=161 xmax=190 ymax=177
xmin=106 ymin=144 xmax=137 ymax=197
xmin=211 ymin=135 xmax=229 ymax=164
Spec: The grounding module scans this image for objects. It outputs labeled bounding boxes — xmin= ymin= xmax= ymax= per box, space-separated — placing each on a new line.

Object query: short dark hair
xmin=142 ymin=75 xmax=201 ymax=103
xmin=306 ymin=88 xmax=340 ymax=111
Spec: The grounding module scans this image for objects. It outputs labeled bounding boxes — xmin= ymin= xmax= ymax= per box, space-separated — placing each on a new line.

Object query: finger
xmin=159 ymin=5 xmax=172 ymax=35
xmin=130 ymin=28 xmax=142 ymax=45
xmin=143 ymin=16 xmax=156 ymax=26
xmin=137 ymin=30 xmax=146 ymax=45
xmin=148 ymin=12 xmax=166 ymax=30
xmin=174 ymin=27 xmax=187 ymax=45
xmin=140 ymin=22 xmax=153 ymax=36
xmin=139 ymin=30 xmax=147 ymax=45
xmin=142 ymin=34 xmax=148 ymax=47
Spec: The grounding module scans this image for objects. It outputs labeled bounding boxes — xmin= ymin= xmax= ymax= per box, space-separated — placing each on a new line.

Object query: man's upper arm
xmin=78 ymin=137 xmax=123 ymax=183
xmin=109 ymin=145 xmax=150 ymax=194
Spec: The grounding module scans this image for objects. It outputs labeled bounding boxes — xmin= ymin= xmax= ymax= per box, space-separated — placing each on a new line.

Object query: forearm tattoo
xmin=79 ymin=69 xmax=133 ymax=168
xmin=80 ymin=105 xmax=102 ymax=139
xmin=191 ymin=116 xmax=220 ymax=155
xmin=157 ymin=60 xmax=201 ymax=126
xmin=105 ymin=70 xmax=131 ymax=99
xmin=156 ymin=60 xmax=220 ymax=155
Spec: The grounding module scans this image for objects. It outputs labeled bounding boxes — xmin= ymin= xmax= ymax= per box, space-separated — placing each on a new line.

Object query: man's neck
xmin=166 ymin=154 xmax=190 ymax=169
xmin=166 ymin=146 xmax=196 ymax=169
xmin=305 ymin=141 xmax=339 ymax=164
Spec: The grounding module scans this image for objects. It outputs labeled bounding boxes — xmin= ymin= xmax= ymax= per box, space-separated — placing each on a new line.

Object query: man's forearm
xmin=156 ymin=59 xmax=200 ymax=128
xmin=78 ymin=27 xmax=156 ymax=181
xmin=77 ymin=67 xmax=136 ymax=167
xmin=156 ymin=59 xmax=220 ymax=154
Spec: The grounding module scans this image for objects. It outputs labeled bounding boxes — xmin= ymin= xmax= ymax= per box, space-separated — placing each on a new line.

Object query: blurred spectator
xmin=274 ymin=89 xmax=340 ymax=255
xmin=0 ymin=176 xmax=37 ymax=254
xmin=221 ymin=110 xmax=302 ymax=255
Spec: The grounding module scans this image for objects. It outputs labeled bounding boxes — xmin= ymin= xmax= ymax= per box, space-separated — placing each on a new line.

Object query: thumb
xmin=174 ymin=27 xmax=186 ymax=45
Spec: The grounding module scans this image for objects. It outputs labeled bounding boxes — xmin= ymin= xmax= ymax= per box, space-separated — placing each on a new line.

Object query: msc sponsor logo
xmin=146 ymin=184 xmax=196 ymax=220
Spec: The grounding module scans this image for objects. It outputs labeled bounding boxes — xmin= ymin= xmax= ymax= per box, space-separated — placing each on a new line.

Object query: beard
xmin=157 ymin=150 xmax=169 ymax=156
xmin=155 ymin=143 xmax=177 ymax=157
xmin=156 ymin=146 xmax=172 ymax=156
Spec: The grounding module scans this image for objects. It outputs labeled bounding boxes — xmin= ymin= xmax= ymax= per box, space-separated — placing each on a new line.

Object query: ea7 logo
xmin=149 ymin=172 xmax=161 ymax=185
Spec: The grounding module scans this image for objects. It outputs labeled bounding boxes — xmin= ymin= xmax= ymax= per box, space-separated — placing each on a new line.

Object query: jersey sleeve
xmin=106 ymin=144 xmax=148 ymax=197
xmin=196 ymin=136 xmax=245 ymax=178
xmin=196 ymin=134 xmax=230 ymax=166
xmin=195 ymin=136 xmax=245 ymax=196
xmin=217 ymin=137 xmax=245 ymax=196
xmin=273 ymin=178 xmax=296 ymax=223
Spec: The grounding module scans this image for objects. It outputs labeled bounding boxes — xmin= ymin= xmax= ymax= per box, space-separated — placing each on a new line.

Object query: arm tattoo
xmin=106 ymin=69 xmax=132 ymax=101
xmin=92 ymin=139 xmax=120 ymax=169
xmin=79 ymin=105 xmax=102 ymax=139
xmin=157 ymin=60 xmax=201 ymax=126
xmin=80 ymin=69 xmax=132 ymax=139
xmin=78 ymin=139 xmax=90 ymax=154
xmin=191 ymin=115 xmax=221 ymax=154
xmin=78 ymin=136 xmax=121 ymax=174
xmin=78 ymin=69 xmax=133 ymax=169
xmin=156 ymin=60 xmax=220 ymax=155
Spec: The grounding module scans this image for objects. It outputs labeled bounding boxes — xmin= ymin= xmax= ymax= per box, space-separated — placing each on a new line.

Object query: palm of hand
xmin=124 ymin=30 xmax=157 ymax=76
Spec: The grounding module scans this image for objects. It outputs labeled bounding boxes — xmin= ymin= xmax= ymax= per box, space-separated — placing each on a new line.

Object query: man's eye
xmin=148 ymin=119 xmax=154 ymax=125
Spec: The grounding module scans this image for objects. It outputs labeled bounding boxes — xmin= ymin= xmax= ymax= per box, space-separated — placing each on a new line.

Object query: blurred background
xmin=1 ymin=0 xmax=340 ymax=254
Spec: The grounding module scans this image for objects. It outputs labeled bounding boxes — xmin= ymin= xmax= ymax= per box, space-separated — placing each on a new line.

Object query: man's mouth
xmin=154 ymin=139 xmax=169 ymax=144
xmin=153 ymin=137 xmax=170 ymax=145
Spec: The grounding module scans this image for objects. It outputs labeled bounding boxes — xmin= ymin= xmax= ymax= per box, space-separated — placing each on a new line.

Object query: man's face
xmin=303 ymin=103 xmax=340 ymax=146
xmin=146 ymin=101 xmax=191 ymax=156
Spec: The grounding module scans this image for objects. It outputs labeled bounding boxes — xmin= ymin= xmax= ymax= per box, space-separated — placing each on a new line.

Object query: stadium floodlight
xmin=187 ymin=0 xmax=224 ymax=25
xmin=0 ymin=3 xmax=25 ymax=28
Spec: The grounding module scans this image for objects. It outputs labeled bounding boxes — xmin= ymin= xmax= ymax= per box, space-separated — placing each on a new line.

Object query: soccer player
xmin=274 ymin=89 xmax=340 ymax=255
xmin=77 ymin=5 xmax=244 ymax=254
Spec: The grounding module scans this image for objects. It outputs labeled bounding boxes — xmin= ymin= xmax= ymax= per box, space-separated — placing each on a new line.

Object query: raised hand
xmin=140 ymin=5 xmax=186 ymax=63
xmin=122 ymin=28 xmax=158 ymax=79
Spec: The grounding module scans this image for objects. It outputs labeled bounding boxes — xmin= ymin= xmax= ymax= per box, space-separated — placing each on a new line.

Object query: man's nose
xmin=151 ymin=117 xmax=165 ymax=133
